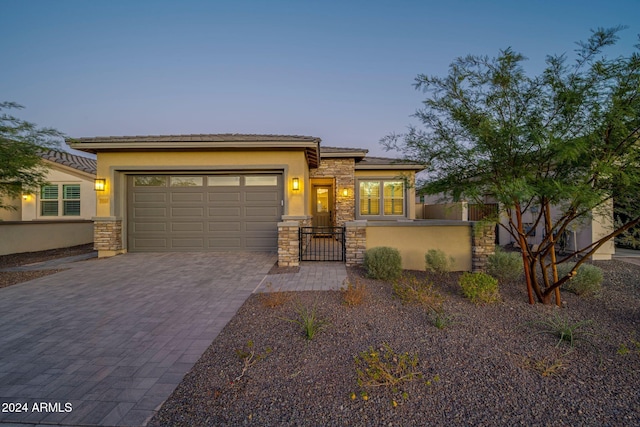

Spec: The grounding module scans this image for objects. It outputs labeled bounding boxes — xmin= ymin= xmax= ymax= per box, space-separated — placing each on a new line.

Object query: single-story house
xmin=0 ymin=149 xmax=97 ymax=221
xmin=68 ymin=134 xmax=426 ymax=259
xmin=0 ymin=149 xmax=97 ymax=255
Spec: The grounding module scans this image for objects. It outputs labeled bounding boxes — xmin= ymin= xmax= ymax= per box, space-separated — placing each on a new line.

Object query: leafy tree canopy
xmin=0 ymin=102 xmax=63 ymax=210
xmin=383 ymin=27 xmax=640 ymax=304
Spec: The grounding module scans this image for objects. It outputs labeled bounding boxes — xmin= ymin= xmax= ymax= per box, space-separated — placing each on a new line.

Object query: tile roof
xmin=69 ymin=134 xmax=321 ymax=144
xmin=40 ymin=150 xmax=97 ymax=175
xmin=356 ymin=156 xmax=426 ymax=170
xmin=320 ymin=146 xmax=369 ymax=154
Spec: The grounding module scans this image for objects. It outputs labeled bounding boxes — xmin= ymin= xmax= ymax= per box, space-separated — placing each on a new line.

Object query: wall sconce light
xmin=292 ymin=177 xmax=300 ymax=191
xmin=342 ymin=188 xmax=348 ymax=197
xmin=94 ymin=178 xmax=106 ymax=191
xmin=22 ymin=194 xmax=30 ymax=201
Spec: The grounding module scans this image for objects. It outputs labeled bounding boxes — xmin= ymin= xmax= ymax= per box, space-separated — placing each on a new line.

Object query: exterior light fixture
xmin=292 ymin=177 xmax=300 ymax=191
xmin=22 ymin=194 xmax=29 ymax=201
xmin=94 ymin=178 xmax=106 ymax=191
xmin=342 ymin=188 xmax=348 ymax=197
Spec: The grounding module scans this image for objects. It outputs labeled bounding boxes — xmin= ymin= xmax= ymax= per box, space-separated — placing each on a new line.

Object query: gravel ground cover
xmin=0 ymin=243 xmax=94 ymax=288
xmin=150 ymin=260 xmax=640 ymax=427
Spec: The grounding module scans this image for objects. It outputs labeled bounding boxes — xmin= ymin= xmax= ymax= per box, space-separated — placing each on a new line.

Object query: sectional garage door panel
xmin=128 ymin=174 xmax=282 ymax=252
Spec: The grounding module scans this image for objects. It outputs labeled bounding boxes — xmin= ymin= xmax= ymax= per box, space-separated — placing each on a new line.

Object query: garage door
xmin=127 ymin=174 xmax=282 ymax=251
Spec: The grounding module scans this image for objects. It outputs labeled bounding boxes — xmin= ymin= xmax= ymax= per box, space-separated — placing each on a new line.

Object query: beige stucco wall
xmin=366 ymin=221 xmax=472 ymax=271
xmin=354 ymin=169 xmax=417 ymax=219
xmin=0 ymin=221 xmax=93 ymax=255
xmin=95 ymin=150 xmax=310 ymax=249
xmin=0 ymin=197 xmax=22 ymax=221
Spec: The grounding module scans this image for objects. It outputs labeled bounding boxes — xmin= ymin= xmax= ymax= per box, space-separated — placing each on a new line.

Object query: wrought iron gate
xmin=299 ymin=226 xmax=346 ymax=262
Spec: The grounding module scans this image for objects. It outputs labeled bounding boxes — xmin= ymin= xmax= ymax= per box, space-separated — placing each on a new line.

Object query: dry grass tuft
xmin=341 ymin=278 xmax=368 ymax=306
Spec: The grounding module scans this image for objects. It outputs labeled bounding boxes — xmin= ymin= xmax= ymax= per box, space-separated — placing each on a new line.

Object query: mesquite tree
xmin=383 ymin=27 xmax=640 ymax=304
xmin=0 ymin=102 xmax=62 ymax=210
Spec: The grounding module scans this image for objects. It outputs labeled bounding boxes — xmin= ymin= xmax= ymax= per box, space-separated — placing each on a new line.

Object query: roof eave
xmin=68 ymin=140 xmax=321 ymax=168
xmin=355 ymin=164 xmax=427 ymax=171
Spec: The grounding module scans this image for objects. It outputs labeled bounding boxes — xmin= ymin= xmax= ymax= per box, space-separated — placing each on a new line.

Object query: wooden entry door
xmin=312 ymin=185 xmax=333 ymax=227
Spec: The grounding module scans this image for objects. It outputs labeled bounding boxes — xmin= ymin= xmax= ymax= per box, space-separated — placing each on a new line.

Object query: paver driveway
xmin=0 ymin=252 xmax=276 ymax=426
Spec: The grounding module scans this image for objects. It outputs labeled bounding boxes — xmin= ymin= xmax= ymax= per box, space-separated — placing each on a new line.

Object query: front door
xmin=312 ymin=185 xmax=333 ymax=227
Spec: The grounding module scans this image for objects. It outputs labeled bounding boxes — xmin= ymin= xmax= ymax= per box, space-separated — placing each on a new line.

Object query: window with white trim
xmin=358 ymin=180 xmax=405 ymax=219
xmin=40 ymin=184 xmax=81 ymax=217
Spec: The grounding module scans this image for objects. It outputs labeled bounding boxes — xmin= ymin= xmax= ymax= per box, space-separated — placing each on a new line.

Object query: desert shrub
xmin=531 ymin=313 xmax=594 ymax=347
xmin=341 ymin=278 xmax=367 ymax=306
xmin=364 ymin=247 xmax=402 ymax=281
xmin=258 ymin=283 xmax=292 ymax=308
xmin=424 ymin=249 xmax=454 ymax=274
xmin=459 ymin=272 xmax=500 ymax=304
xmin=487 ymin=247 xmax=523 ymax=282
xmin=556 ymin=263 xmax=603 ymax=296
xmin=280 ymin=303 xmax=329 ymax=340
xmin=392 ymin=274 xmax=443 ymax=312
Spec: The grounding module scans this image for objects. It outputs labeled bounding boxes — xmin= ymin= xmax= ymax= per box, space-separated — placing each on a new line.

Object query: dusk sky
xmin=2 ymin=0 xmax=639 ymax=157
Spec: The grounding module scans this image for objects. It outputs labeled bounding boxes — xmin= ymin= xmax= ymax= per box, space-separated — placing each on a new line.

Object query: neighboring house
xmin=418 ymin=194 xmax=614 ymax=260
xmin=0 ymin=149 xmax=97 ymax=255
xmin=69 ymin=134 xmax=425 ymax=258
xmin=0 ymin=149 xmax=97 ymax=221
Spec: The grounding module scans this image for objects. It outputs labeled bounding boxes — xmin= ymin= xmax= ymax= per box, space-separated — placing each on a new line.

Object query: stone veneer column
xmin=93 ymin=217 xmax=123 ymax=256
xmin=309 ymin=158 xmax=355 ymax=226
xmin=277 ymin=221 xmax=300 ymax=267
xmin=345 ymin=220 xmax=367 ymax=267
xmin=471 ymin=222 xmax=495 ymax=272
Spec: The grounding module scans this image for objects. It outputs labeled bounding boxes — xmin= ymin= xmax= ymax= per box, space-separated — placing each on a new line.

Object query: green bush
xmin=487 ymin=247 xmax=523 ymax=282
xmin=459 ymin=272 xmax=500 ymax=304
xmin=557 ymin=263 xmax=603 ymax=296
xmin=425 ymin=249 xmax=454 ymax=274
xmin=364 ymin=247 xmax=402 ymax=280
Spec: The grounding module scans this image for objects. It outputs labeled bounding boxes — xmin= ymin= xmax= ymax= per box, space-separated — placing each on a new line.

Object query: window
xmin=207 ymin=176 xmax=240 ymax=186
xmin=40 ymin=184 xmax=81 ymax=217
xmin=134 ymin=176 xmax=166 ymax=187
xmin=170 ymin=177 xmax=203 ymax=187
xmin=41 ymin=185 xmax=59 ymax=216
xmin=245 ymin=175 xmax=278 ymax=186
xmin=358 ymin=180 xmax=405 ymax=218
xmin=359 ymin=181 xmax=380 ymax=215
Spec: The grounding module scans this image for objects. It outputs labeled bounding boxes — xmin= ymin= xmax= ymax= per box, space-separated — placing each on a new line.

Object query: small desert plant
xmin=617 ymin=333 xmax=640 ymax=356
xmin=424 ymin=249 xmax=454 ymax=274
xmin=282 ymin=304 xmax=329 ymax=340
xmin=258 ymin=283 xmax=292 ymax=308
xmin=430 ymin=311 xmax=454 ymax=330
xmin=341 ymin=278 xmax=367 ymax=306
xmin=354 ymin=343 xmax=438 ymax=405
xmin=392 ymin=274 xmax=444 ymax=312
xmin=364 ymin=247 xmax=402 ymax=281
xmin=487 ymin=247 xmax=523 ymax=282
xmin=354 ymin=343 xmax=423 ymax=389
xmin=557 ymin=263 xmax=603 ymax=296
xmin=532 ymin=313 xmax=594 ymax=347
xmin=233 ymin=340 xmax=272 ymax=382
xmin=459 ymin=272 xmax=501 ymax=304
xmin=521 ymin=354 xmax=566 ymax=377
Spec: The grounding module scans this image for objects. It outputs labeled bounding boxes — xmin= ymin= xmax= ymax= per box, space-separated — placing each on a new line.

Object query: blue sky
xmin=1 ymin=0 xmax=638 ymax=156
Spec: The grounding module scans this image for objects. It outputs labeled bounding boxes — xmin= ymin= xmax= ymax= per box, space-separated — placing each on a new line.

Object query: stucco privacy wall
xmin=365 ymin=221 xmax=473 ymax=271
xmin=0 ymin=221 xmax=93 ymax=255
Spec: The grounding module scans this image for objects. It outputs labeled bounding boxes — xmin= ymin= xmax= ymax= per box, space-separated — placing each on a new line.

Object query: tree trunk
xmin=543 ymin=200 xmax=562 ymax=307
xmin=515 ymin=204 xmax=535 ymax=305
